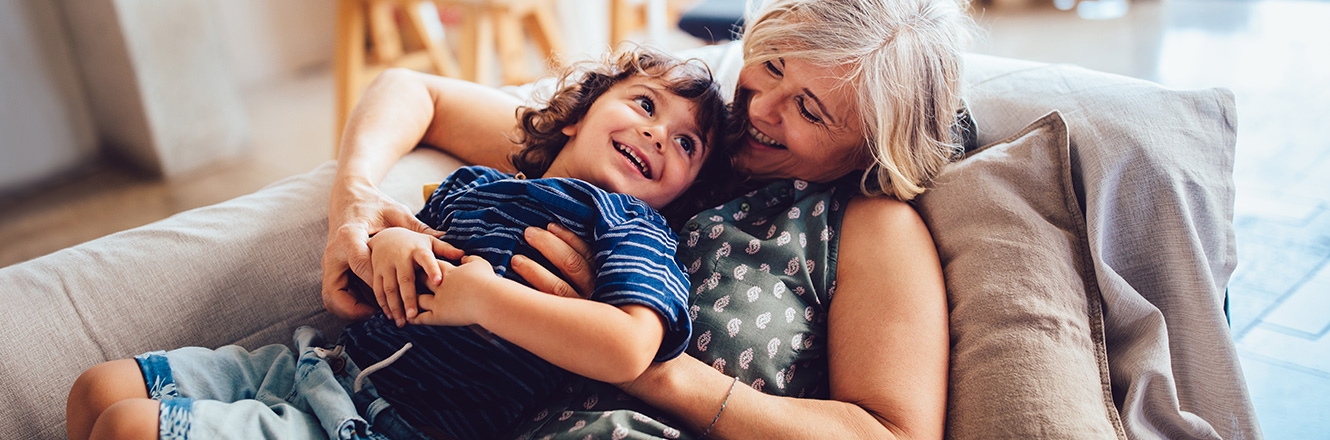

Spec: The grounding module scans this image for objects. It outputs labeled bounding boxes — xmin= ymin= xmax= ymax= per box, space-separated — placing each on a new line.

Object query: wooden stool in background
xmin=333 ymin=0 xmax=565 ymax=153
xmin=610 ymin=0 xmax=681 ymax=46
xmin=442 ymin=0 xmax=567 ymax=87
xmin=334 ymin=0 xmax=462 ymax=151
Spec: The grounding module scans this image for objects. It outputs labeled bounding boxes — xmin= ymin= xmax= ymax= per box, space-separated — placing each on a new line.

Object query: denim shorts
xmin=134 ymin=326 xmax=429 ymax=440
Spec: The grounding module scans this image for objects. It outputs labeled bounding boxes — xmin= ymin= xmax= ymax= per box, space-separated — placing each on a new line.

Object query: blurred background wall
xmin=0 ymin=0 xmax=98 ymax=192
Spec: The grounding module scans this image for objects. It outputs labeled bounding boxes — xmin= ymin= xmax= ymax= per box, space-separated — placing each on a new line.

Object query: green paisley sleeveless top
xmin=509 ymin=177 xmax=858 ymax=440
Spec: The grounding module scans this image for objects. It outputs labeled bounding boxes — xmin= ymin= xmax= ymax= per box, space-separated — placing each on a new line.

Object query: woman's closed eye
xmin=762 ymin=59 xmax=823 ymax=125
xmin=794 ymin=95 xmax=822 ymax=124
xmin=634 ymin=96 xmax=655 ymax=116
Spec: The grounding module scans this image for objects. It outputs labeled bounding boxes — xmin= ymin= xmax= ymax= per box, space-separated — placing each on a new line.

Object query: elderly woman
xmin=322 ymin=0 xmax=974 ymax=438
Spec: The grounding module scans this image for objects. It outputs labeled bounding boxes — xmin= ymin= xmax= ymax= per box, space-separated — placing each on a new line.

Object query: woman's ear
xmin=561 ymin=121 xmax=579 ymax=137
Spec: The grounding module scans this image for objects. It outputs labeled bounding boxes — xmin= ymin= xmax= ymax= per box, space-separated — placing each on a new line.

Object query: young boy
xmin=67 ymin=48 xmax=732 ymax=440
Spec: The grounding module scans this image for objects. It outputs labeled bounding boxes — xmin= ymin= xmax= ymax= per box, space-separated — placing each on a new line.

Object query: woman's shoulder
xmin=842 ymin=195 xmax=928 ymax=237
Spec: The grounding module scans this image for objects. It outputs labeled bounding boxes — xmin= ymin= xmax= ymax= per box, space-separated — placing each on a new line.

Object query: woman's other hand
xmin=511 ymin=223 xmax=596 ymax=299
xmin=322 ymin=179 xmax=452 ymax=320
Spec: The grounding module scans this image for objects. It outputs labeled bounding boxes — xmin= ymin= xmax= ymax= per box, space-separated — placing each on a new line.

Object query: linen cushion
xmin=962 ymin=54 xmax=1252 ymax=440
xmin=917 ymin=111 xmax=1123 ymax=439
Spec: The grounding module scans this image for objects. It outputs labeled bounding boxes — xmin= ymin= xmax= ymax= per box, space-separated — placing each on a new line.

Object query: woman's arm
xmin=620 ymin=196 xmax=949 ymax=440
xmin=413 ymin=258 xmax=666 ymax=383
xmin=323 ymin=69 xmax=525 ymax=319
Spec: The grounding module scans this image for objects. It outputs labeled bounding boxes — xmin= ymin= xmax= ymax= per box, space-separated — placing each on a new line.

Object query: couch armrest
xmin=0 ymin=148 xmax=463 ymax=440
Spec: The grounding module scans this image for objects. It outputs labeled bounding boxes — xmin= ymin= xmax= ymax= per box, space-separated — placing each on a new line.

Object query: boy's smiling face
xmin=544 ymin=76 xmax=712 ymax=210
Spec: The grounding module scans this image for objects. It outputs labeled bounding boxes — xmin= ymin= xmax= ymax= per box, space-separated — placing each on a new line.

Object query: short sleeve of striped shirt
xmin=589 ymin=214 xmax=693 ymax=362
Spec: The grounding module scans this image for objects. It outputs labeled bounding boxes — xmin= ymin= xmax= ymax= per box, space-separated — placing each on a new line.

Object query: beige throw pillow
xmin=917 ymin=111 xmax=1124 ymax=439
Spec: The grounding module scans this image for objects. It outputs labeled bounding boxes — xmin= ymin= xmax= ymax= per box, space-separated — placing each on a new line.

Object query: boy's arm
xmin=414 ymin=258 xmax=667 ymax=384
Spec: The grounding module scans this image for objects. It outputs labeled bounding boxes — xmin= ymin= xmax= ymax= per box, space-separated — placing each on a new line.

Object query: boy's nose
xmin=641 ymin=126 xmax=665 ymax=149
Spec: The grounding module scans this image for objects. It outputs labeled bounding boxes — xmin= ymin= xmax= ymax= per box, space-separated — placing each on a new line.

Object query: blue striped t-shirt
xmin=341 ymin=166 xmax=692 ymax=440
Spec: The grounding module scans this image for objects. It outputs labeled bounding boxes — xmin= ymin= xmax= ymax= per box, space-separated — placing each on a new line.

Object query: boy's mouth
xmin=747 ymin=125 xmax=787 ymax=149
xmin=614 ymin=141 xmax=653 ymax=179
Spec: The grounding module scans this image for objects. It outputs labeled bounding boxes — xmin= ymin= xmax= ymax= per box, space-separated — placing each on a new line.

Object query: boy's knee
xmin=89 ymin=399 xmax=161 ymax=440
xmin=69 ymin=359 xmax=151 ymax=440
xmin=72 ymin=359 xmax=149 ymax=403
xmin=69 ymin=359 xmax=150 ymax=436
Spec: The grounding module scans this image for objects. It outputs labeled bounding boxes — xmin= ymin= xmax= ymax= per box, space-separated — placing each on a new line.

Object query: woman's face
xmin=733 ymin=57 xmax=868 ymax=182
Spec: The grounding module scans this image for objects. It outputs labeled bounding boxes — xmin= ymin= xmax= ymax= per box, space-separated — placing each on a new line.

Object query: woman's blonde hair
xmin=741 ymin=0 xmax=975 ymax=200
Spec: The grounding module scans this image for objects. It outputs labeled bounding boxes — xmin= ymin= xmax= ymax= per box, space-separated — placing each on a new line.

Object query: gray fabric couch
xmin=0 ymin=50 xmax=1260 ymax=439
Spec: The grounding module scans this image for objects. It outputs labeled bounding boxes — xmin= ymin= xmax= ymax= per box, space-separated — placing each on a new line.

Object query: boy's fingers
xmin=397 ymin=260 xmax=420 ymax=321
xmin=461 ymin=255 xmax=486 ymax=265
xmin=372 ymin=273 xmax=389 ymax=317
xmin=382 ymin=269 xmax=406 ymax=327
xmin=409 ymin=295 xmax=437 ymax=325
xmin=512 ymin=254 xmax=585 ymax=299
xmin=416 ymin=248 xmax=443 ymax=288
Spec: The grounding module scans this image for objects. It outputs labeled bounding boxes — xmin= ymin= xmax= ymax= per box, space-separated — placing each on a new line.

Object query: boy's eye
xmin=764 ymin=60 xmax=783 ymax=78
xmin=676 ymin=136 xmax=697 ymax=155
xmin=634 ymin=96 xmax=655 ymax=116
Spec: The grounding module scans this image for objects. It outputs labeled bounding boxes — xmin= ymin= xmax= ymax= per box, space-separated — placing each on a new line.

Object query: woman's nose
xmin=746 ymin=90 xmax=779 ymax=125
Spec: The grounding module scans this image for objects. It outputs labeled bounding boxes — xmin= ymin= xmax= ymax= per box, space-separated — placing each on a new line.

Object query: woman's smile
xmin=746 ymin=125 xmax=787 ymax=150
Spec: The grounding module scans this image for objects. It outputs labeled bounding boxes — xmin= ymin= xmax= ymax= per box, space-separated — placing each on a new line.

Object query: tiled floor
xmin=2 ymin=0 xmax=1326 ymax=438
xmin=973 ymin=1 xmax=1330 ymax=438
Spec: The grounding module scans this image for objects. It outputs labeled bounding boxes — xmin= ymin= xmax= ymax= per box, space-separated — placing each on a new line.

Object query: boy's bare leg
xmin=88 ymin=399 xmax=160 ymax=440
xmin=68 ymin=359 xmax=152 ymax=440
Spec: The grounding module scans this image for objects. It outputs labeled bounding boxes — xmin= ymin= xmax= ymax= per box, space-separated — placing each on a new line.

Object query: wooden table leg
xmin=457 ymin=4 xmax=495 ymax=84
xmin=334 ymin=0 xmax=367 ymax=154
xmin=525 ymin=0 xmax=566 ymax=66
xmin=402 ymin=0 xmax=462 ymax=77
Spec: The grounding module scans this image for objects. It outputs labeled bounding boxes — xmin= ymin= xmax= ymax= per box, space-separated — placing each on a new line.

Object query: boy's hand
xmin=368 ymin=227 xmax=461 ymax=327
xmin=411 ymin=256 xmax=498 ymax=327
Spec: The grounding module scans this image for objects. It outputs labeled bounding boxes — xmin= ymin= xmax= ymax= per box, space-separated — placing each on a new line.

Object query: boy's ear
xmin=561 ymin=122 xmax=579 ymax=137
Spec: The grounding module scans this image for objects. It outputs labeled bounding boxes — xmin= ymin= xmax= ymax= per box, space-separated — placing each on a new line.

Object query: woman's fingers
xmin=546 ymin=222 xmax=593 ymax=260
xmin=389 ymin=207 xmax=445 ymax=238
xmin=320 ymin=258 xmax=377 ymax=320
xmin=332 ymin=224 xmax=376 ymax=288
xmin=432 ymin=237 xmax=465 ymax=261
xmin=512 ymin=254 xmax=584 ymax=299
xmin=524 ymin=224 xmax=596 ymax=296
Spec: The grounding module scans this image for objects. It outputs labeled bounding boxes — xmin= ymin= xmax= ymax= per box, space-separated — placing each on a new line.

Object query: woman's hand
xmin=322 ymin=178 xmax=455 ymax=320
xmin=321 ymin=69 xmax=526 ymax=319
xmin=511 ymin=223 xmax=596 ymax=299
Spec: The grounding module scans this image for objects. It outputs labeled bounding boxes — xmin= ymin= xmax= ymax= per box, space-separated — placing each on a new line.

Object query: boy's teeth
xmin=614 ymin=142 xmax=651 ymax=179
xmin=748 ymin=126 xmax=785 ymax=148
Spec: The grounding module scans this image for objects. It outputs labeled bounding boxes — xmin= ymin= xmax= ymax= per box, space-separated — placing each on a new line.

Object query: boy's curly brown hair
xmin=510 ymin=47 xmax=737 ymax=229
